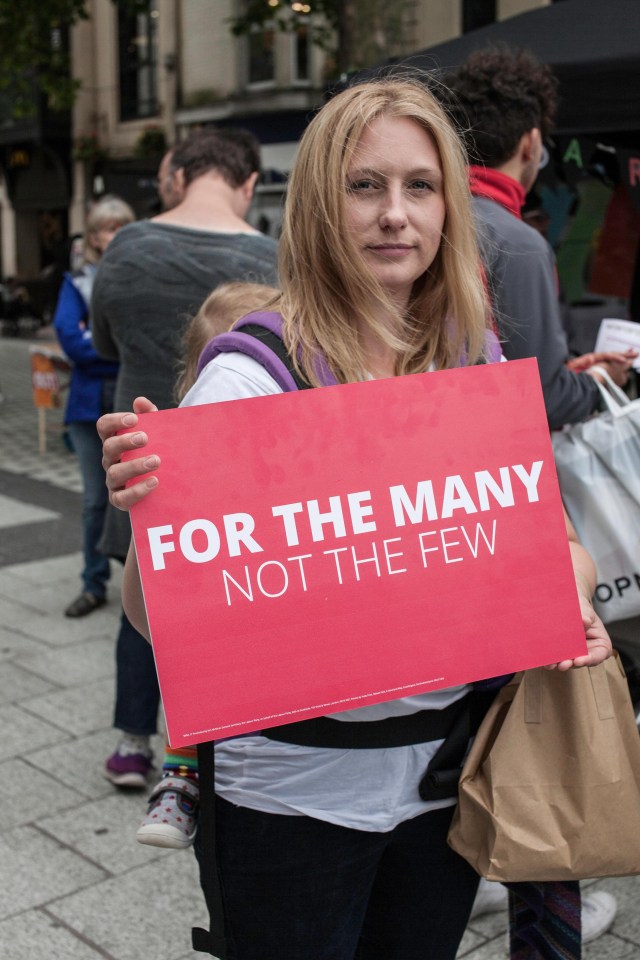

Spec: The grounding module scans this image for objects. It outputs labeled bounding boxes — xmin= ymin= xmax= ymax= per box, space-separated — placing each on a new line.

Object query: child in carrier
xmin=136 ymin=280 xmax=279 ymax=849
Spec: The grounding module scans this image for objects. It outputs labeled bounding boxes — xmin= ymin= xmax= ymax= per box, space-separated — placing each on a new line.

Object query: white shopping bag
xmin=552 ymin=374 xmax=640 ymax=624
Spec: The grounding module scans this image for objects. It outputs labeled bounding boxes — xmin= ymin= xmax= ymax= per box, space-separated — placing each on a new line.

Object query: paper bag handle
xmin=524 ymin=663 xmax=614 ymax=723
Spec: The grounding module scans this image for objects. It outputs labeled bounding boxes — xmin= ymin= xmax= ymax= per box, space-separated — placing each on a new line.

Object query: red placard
xmin=128 ymin=358 xmax=587 ymax=747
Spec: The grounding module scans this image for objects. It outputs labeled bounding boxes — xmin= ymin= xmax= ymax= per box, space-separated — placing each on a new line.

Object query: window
xmin=462 ymin=0 xmax=496 ymax=33
xmin=248 ymin=24 xmax=276 ymax=87
xmin=291 ymin=19 xmax=311 ymax=84
xmin=118 ymin=0 xmax=159 ymax=121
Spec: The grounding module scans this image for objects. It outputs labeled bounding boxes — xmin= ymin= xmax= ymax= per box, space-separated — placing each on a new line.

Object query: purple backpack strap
xmin=196 ymin=310 xmax=338 ymax=390
xmin=484 ymin=327 xmax=503 ymax=364
xmin=196 ymin=311 xmax=299 ymax=392
xmin=458 ymin=327 xmax=503 ymax=367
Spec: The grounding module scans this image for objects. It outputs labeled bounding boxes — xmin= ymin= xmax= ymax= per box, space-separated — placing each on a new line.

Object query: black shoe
xmin=65 ymin=591 xmax=106 ymax=618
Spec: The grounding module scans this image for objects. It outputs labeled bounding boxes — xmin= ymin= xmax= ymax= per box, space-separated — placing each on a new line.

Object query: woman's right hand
xmin=97 ymin=396 xmax=161 ymax=511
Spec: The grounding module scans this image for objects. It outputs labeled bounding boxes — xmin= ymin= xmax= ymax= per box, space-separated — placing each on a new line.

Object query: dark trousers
xmin=113 ymin=610 xmax=160 ymax=736
xmin=67 ymin=420 xmax=110 ymax=598
xmin=194 ymin=796 xmax=479 ymax=960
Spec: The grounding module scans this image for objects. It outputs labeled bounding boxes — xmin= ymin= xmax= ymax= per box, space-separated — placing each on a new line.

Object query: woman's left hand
xmin=545 ymin=594 xmax=612 ymax=671
xmin=97 ymin=397 xmax=160 ymax=511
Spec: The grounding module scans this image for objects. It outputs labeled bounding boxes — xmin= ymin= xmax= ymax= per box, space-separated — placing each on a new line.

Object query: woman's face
xmin=344 ymin=114 xmax=446 ymax=310
xmin=88 ymin=224 xmax=121 ymax=257
xmin=93 ymin=226 xmax=119 ymax=254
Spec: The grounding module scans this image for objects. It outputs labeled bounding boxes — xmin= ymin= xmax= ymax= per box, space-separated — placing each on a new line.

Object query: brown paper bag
xmin=448 ymin=653 xmax=640 ymax=881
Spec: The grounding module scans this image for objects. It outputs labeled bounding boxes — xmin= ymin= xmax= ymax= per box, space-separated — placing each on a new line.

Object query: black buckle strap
xmin=237 ymin=323 xmax=312 ymax=390
xmin=419 ymin=688 xmax=495 ymax=801
xmin=263 ymin=695 xmax=473 ymax=749
xmin=192 ymin=741 xmax=227 ymax=957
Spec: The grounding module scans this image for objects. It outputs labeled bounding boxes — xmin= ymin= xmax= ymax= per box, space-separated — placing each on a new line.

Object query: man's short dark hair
xmin=172 ymin=127 xmax=262 ymax=188
xmin=446 ymin=44 xmax=558 ymax=168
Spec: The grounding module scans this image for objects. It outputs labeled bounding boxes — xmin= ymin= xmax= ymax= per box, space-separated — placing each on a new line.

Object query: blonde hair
xmin=84 ymin=195 xmax=136 ymax=264
xmin=278 ymin=77 xmax=490 ymax=385
xmin=175 ymin=281 xmax=280 ymax=401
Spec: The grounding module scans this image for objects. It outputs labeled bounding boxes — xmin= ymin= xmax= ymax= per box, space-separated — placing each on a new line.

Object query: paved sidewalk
xmin=0 ymin=331 xmax=639 ymax=959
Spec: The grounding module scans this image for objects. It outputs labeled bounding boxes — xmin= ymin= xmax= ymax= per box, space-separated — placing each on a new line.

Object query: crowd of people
xmin=50 ymin=41 xmax=637 ymax=960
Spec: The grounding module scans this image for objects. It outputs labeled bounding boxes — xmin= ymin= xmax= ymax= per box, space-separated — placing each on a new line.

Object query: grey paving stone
xmin=0 ymin=910 xmax=105 ymax=960
xmin=175 ymin=954 xmax=219 ymax=960
xmin=0 ymin=555 xmax=122 ymax=629
xmin=2 ymin=553 xmax=85 ymax=585
xmin=23 ymin=677 xmax=115 ymax=735
xmin=0 ymin=544 xmax=122 ymax=591
xmin=456 ymin=925 xmax=494 ymax=958
xmin=0 ymin=569 xmax=122 ymax=621
xmin=48 ymin=853 xmax=208 ymax=960
xmin=584 ymin=934 xmax=640 ymax=958
xmin=0 ymin=660 xmax=56 ymax=703
xmin=0 ymin=825 xmax=106 ymax=919
xmin=0 ymin=595 xmax=49 ymax=630
xmin=39 ymin=792 xmax=172 ymax=875
xmin=11 ymin=579 xmax=94 ymax=614
xmin=16 ymin=636 xmax=115 ymax=686
xmin=0 ymin=480 xmax=83 ymax=568
xmin=586 ymin=877 xmax=640 ymax=947
xmin=174 ymin=951 xmax=223 ymax=960
xmin=28 ymin=729 xmax=165 ymax=801
xmin=2 ymin=601 xmax=119 ymax=648
xmin=0 ymin=493 xmax=60 ymax=529
xmin=457 ymin=934 xmax=507 ymax=959
xmin=0 ymin=703 xmax=69 ymax=761
xmin=28 ymin=729 xmax=129 ymax=801
xmin=0 ymin=624 xmax=49 ymax=661
xmin=0 ymin=759 xmax=81 ymax=827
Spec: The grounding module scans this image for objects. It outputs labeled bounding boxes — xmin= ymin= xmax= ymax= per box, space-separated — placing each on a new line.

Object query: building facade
xmin=0 ymin=0 xmax=549 ymax=307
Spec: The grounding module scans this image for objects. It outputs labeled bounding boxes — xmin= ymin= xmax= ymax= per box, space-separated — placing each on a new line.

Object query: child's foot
xmin=136 ymin=775 xmax=199 ymax=849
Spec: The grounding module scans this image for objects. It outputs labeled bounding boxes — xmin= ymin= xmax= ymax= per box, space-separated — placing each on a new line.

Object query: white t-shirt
xmin=181 ymin=352 xmax=471 ymax=832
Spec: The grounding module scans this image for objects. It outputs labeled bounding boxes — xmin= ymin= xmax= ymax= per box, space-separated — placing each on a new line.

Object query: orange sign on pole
xmin=30 ymin=348 xmax=64 ymax=409
xmin=29 ymin=346 xmax=71 ymax=453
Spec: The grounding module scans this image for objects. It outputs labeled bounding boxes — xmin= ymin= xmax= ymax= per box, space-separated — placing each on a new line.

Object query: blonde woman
xmin=98 ymin=79 xmax=610 ymax=959
xmin=54 ymin=195 xmax=135 ymax=618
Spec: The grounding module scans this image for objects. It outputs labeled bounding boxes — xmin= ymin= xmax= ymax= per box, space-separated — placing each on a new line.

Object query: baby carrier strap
xmin=482 ymin=327 xmax=503 ymax=365
xmin=192 ymin=740 xmax=226 ymax=957
xmin=460 ymin=327 xmax=503 ymax=367
xmin=196 ymin=310 xmax=312 ymax=391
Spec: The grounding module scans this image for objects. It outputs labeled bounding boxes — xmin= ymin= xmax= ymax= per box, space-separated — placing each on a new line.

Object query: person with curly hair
xmin=446 ymin=43 xmax=635 ymax=431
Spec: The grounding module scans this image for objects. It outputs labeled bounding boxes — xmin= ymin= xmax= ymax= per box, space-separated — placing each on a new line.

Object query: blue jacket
xmin=53 ymin=268 xmax=119 ymax=424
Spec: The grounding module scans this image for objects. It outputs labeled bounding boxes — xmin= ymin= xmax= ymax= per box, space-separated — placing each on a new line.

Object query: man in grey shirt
xmin=92 ymin=127 xmax=278 ymax=787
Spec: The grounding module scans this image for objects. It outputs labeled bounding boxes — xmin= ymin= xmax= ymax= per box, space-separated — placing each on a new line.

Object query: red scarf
xmin=468 ymin=165 xmax=526 ymax=220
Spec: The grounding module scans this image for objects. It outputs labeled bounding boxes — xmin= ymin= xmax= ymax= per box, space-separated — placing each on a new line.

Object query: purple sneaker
xmin=105 ymin=737 xmax=154 ymax=788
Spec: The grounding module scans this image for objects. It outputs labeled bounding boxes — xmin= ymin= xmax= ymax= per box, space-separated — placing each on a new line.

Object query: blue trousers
xmin=113 ymin=610 xmax=160 ymax=736
xmin=67 ymin=420 xmax=110 ymax=598
xmin=194 ymin=797 xmax=479 ymax=960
